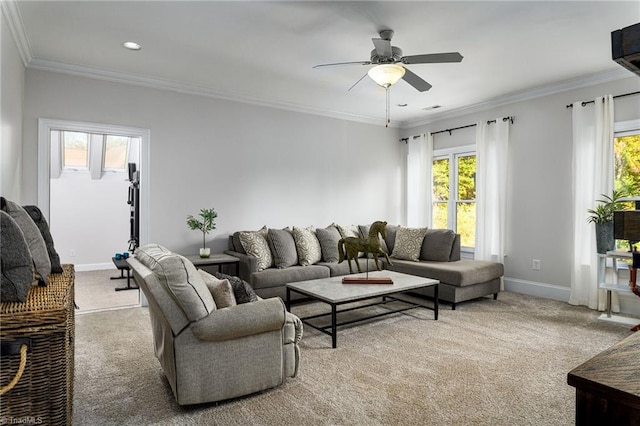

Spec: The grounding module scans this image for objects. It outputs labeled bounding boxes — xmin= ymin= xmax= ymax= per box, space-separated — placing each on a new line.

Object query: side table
xmin=598 ymin=250 xmax=635 ymax=325
xmin=183 ymin=253 xmax=240 ymax=275
xmin=111 ymin=256 xmax=138 ymax=291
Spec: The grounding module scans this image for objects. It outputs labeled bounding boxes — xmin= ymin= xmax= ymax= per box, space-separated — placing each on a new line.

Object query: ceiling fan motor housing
xmin=370 ymin=46 xmax=403 ymax=64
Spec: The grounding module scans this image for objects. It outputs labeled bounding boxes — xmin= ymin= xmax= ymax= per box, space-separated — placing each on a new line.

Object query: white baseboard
xmin=74 ymin=262 xmax=114 ymax=272
xmin=503 ymin=277 xmax=570 ymax=302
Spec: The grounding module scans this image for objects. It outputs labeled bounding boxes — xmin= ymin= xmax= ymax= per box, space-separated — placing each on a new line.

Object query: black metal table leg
xmin=434 ymin=283 xmax=439 ymax=320
xmin=331 ymin=304 xmax=337 ymax=349
xmin=286 ymin=287 xmax=291 ymax=312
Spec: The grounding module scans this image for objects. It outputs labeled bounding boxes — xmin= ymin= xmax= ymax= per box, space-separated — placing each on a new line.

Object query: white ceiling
xmin=9 ymin=1 xmax=640 ymax=127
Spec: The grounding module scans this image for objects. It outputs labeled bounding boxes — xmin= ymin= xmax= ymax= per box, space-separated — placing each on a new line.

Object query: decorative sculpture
xmin=338 ymin=221 xmax=392 ymax=273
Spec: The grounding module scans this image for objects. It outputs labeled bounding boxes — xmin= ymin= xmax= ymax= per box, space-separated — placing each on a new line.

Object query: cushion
xmin=239 ymin=227 xmax=273 ymax=271
xmin=2 ymin=198 xmax=51 ymax=286
xmin=384 ymin=224 xmax=400 ymax=254
xmin=292 ymin=226 xmax=322 ymax=266
xmin=315 ymin=225 xmax=342 ymax=263
xmin=231 ymin=232 xmax=246 ymax=254
xmin=135 ymin=244 xmax=215 ymax=321
xmin=267 ymin=228 xmax=298 ymax=269
xmin=337 ymin=224 xmax=360 ymax=239
xmin=211 ymin=271 xmax=258 ymax=304
xmin=420 ymin=229 xmax=456 ymax=261
xmin=23 ymin=205 xmax=63 ymax=273
xmin=391 ymin=227 xmax=428 ymax=261
xmin=0 ymin=211 xmax=35 ymax=302
xmin=199 ymin=272 xmax=237 ymax=309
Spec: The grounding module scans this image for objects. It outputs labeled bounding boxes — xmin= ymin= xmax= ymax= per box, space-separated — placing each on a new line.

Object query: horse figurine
xmin=338 ymin=221 xmax=392 ymax=273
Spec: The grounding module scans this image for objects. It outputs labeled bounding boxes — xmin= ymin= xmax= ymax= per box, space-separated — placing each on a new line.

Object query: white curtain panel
xmin=569 ymin=95 xmax=616 ymax=311
xmin=569 ymin=95 xmax=620 ymax=312
xmin=475 ymin=119 xmax=510 ymax=263
xmin=406 ymin=133 xmax=433 ymax=227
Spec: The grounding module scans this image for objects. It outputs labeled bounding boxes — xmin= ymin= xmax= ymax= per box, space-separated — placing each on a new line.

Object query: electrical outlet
xmin=532 ymin=259 xmax=541 ymax=271
xmin=70 ymin=249 xmax=76 ymax=257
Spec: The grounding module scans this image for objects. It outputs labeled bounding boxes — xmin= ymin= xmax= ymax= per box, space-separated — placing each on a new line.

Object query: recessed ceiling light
xmin=122 ymin=41 xmax=142 ymax=51
xmin=422 ymin=105 xmax=442 ymax=111
xmin=397 ymin=103 xmax=408 ymax=107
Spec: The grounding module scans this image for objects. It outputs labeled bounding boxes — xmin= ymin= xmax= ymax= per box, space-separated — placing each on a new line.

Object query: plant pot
xmin=595 ymin=222 xmax=615 ymax=254
xmin=199 ymin=248 xmax=211 ymax=258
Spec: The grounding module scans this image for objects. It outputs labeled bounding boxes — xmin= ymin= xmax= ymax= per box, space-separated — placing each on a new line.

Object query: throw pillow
xmin=292 ymin=226 xmax=322 ymax=266
xmin=231 ymin=231 xmax=246 ymax=254
xmin=135 ymin=245 xmax=215 ymax=321
xmin=337 ymin=224 xmax=360 ymax=239
xmin=267 ymin=228 xmax=298 ymax=269
xmin=0 ymin=211 xmax=35 ymax=302
xmin=239 ymin=227 xmax=273 ymax=271
xmin=391 ymin=226 xmax=428 ymax=261
xmin=202 ymin=274 xmax=237 ymax=309
xmin=23 ymin=205 xmax=63 ymax=273
xmin=384 ymin=224 xmax=400 ymax=254
xmin=420 ymin=229 xmax=456 ymax=261
xmin=315 ymin=225 xmax=342 ymax=263
xmin=212 ymin=271 xmax=258 ymax=304
xmin=2 ymin=198 xmax=51 ymax=286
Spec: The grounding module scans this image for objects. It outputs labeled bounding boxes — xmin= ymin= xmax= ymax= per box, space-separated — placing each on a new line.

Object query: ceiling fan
xmin=313 ymin=29 xmax=463 ymax=92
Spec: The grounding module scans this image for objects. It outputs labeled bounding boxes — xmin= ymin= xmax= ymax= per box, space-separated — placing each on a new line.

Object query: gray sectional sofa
xmin=224 ymin=224 xmax=504 ymax=309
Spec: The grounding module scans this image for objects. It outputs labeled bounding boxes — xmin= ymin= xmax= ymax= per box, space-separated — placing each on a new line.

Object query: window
xmin=62 ymin=131 xmax=89 ymax=169
xmin=432 ymin=147 xmax=476 ymax=249
xmin=103 ymin=135 xmax=130 ymax=171
xmin=614 ymin=132 xmax=640 ymax=198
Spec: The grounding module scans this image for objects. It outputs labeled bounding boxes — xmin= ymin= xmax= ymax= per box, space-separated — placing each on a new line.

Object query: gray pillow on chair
xmin=23 ymin=205 xmax=63 ymax=273
xmin=1 ymin=198 xmax=51 ymax=286
xmin=1 ymin=211 xmax=35 ymax=302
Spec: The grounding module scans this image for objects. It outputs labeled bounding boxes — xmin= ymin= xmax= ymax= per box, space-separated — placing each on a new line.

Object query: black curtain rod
xmin=429 ymin=116 xmax=514 ymax=137
xmin=565 ymin=91 xmax=640 ymax=108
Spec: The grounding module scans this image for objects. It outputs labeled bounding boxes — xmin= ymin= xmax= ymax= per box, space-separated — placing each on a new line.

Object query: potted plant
xmin=587 ymin=190 xmax=625 ymax=254
xmin=186 ymin=208 xmax=217 ymax=258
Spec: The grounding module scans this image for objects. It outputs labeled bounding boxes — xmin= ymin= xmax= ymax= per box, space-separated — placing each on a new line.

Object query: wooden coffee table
xmin=286 ymin=270 xmax=438 ymax=348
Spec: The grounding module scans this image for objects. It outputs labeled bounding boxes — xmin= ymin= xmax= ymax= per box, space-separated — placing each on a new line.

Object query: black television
xmin=614 ymin=210 xmax=640 ymax=249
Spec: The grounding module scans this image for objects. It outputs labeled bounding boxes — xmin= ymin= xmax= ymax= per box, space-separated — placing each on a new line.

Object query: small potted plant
xmin=186 ymin=208 xmax=217 ymax=258
xmin=587 ymin=190 xmax=625 ymax=254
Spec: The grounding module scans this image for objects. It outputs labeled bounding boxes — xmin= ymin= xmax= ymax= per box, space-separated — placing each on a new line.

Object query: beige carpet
xmin=74 ymin=268 xmax=140 ymax=313
xmin=72 ymin=292 xmax=632 ymax=425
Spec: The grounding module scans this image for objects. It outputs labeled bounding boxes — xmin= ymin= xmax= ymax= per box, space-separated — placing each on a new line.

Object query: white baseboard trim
xmin=503 ymin=277 xmax=570 ymax=302
xmin=74 ymin=262 xmax=114 ymax=272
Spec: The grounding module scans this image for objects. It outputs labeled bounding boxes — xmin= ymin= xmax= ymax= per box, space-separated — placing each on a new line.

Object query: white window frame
xmin=432 ymin=144 xmax=476 ymax=253
xmin=61 ymin=130 xmax=91 ymax=172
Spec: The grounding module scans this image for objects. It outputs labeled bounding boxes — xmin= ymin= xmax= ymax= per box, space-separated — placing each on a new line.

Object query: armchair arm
xmin=191 ymin=297 xmax=286 ymax=342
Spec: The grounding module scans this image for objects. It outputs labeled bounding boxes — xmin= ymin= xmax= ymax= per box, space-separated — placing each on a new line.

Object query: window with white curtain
xmin=432 ymin=145 xmax=476 ymax=250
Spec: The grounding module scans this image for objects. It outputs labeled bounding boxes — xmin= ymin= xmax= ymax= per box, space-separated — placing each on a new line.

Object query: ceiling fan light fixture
xmin=368 ymin=64 xmax=405 ymax=88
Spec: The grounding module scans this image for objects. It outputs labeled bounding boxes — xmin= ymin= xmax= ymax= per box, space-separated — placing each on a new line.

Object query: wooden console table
xmin=568 ymin=331 xmax=640 ymax=425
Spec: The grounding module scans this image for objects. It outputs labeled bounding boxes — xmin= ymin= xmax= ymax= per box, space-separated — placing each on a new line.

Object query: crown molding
xmin=1 ymin=0 xmax=32 ymax=66
xmin=26 ymin=58 xmax=398 ymax=128
xmin=399 ymin=67 xmax=632 ymax=129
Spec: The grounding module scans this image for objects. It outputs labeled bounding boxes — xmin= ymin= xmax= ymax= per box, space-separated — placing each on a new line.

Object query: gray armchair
xmin=128 ymin=244 xmax=302 ymax=405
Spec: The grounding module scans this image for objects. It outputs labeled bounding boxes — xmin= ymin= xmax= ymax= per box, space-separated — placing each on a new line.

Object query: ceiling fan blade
xmin=402 ymin=68 xmax=432 ymax=92
xmin=372 ymin=38 xmax=392 ymax=58
xmin=402 ymin=52 xmax=463 ymax=64
xmin=347 ymin=73 xmax=368 ymax=92
xmin=312 ymin=61 xmax=371 ymax=69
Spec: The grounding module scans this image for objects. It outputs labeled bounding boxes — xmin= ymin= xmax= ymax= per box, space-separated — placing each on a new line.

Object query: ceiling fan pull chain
xmin=386 ymin=87 xmax=391 ymax=127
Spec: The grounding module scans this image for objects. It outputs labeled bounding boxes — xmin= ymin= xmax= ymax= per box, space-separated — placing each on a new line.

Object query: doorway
xmin=38 ymin=119 xmax=150 ymax=312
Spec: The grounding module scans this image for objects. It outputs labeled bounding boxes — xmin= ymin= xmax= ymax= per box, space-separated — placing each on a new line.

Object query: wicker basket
xmin=0 ymin=264 xmax=75 ymax=426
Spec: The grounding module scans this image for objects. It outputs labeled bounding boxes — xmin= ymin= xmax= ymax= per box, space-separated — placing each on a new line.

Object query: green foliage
xmin=186 ymin=208 xmax=218 ymax=248
xmin=587 ymin=190 xmax=626 ymax=224
xmin=614 ymin=134 xmax=640 ymax=196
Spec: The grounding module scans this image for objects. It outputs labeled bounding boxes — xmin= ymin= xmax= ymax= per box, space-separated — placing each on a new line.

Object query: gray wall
xmin=22 ymin=69 xmax=403 ymax=260
xmin=401 ymin=75 xmax=640 ymax=304
xmin=1 ymin=9 xmax=25 ymax=201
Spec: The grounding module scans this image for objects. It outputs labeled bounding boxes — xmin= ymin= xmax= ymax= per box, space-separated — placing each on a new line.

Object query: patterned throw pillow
xmin=390 ymin=227 xmax=428 ymax=261
xmin=292 ymin=226 xmax=322 ymax=266
xmin=211 ymin=271 xmax=258 ymax=304
xmin=336 ymin=224 xmax=360 ymax=239
xmin=239 ymin=227 xmax=273 ymax=271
